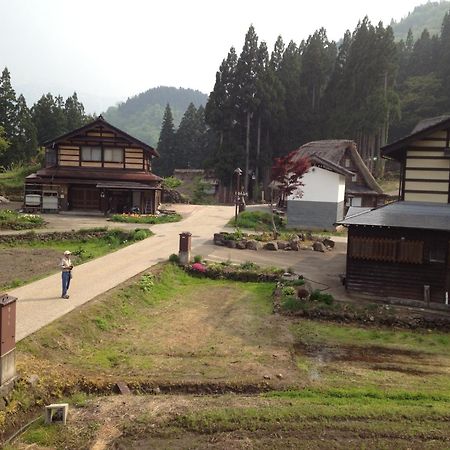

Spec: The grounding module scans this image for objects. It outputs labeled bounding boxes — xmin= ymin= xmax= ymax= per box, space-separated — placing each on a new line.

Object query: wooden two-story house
xmin=339 ymin=116 xmax=450 ymax=306
xmin=25 ymin=116 xmax=162 ymax=214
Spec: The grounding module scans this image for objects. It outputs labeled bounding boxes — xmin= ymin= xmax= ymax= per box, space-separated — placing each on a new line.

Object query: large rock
xmin=323 ymin=238 xmax=335 ymax=249
xmin=235 ymin=240 xmax=247 ymax=250
xmin=246 ymin=240 xmax=263 ymax=251
xmin=290 ymin=239 xmax=300 ymax=251
xmin=213 ymin=233 xmax=225 ymax=246
xmin=264 ymin=241 xmax=278 ymax=251
xmin=225 ymin=240 xmax=237 ymax=249
xmin=313 ymin=241 xmax=326 ymax=252
xmin=276 ymin=240 xmax=289 ymax=250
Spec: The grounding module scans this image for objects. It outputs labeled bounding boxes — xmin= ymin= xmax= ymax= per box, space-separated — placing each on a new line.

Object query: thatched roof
xmin=290 ymin=140 xmax=384 ymax=195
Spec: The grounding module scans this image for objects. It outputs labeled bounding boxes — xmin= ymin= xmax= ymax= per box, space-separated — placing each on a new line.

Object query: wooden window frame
xmin=81 ymin=146 xmax=102 ymax=162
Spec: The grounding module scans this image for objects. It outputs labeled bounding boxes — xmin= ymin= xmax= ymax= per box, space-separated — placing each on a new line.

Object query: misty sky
xmin=0 ymin=0 xmax=426 ymax=112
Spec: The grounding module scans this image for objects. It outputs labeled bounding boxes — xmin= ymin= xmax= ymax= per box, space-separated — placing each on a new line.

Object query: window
xmin=428 ymin=241 xmax=446 ymax=263
xmin=81 ymin=146 xmax=101 ymax=161
xmin=344 ymin=158 xmax=351 ymax=167
xmin=351 ymin=173 xmax=357 ymax=182
xmin=104 ymin=147 xmax=123 ymax=163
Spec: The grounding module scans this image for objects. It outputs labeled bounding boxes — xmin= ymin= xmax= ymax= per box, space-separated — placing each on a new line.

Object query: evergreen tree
xmin=154 ymin=104 xmax=176 ymax=176
xmin=175 ymin=102 xmax=199 ymax=168
xmin=0 ymin=126 xmax=10 ymax=166
xmin=12 ymin=94 xmax=38 ymax=163
xmin=235 ymin=25 xmax=260 ymax=191
xmin=32 ymin=93 xmax=67 ymax=143
xmin=65 ymin=92 xmax=87 ymax=130
xmin=439 ymin=11 xmax=450 ymax=109
xmin=0 ymin=68 xmax=17 ymax=142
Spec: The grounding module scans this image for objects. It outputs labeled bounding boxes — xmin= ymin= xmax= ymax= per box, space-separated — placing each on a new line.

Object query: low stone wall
xmin=213 ymin=232 xmax=335 ymax=253
xmin=0 ymin=229 xmax=111 ymax=244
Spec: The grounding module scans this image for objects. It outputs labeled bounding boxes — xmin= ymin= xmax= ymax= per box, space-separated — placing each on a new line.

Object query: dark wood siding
xmin=346 ymin=226 xmax=449 ymax=303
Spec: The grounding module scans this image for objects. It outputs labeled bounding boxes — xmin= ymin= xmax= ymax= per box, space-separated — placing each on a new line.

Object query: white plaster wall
xmin=288 ymin=166 xmax=342 ymax=203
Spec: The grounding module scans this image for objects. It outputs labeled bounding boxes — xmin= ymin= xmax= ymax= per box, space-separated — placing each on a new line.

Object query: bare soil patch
xmin=0 ymin=248 xmax=62 ymax=287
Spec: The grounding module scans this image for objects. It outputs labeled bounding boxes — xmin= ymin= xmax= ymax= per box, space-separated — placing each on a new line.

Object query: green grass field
xmin=6 ymin=264 xmax=450 ymax=449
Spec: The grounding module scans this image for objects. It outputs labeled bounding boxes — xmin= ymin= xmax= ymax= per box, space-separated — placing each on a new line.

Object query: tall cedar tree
xmin=154 ymin=104 xmax=176 ymax=176
xmin=0 ymin=68 xmax=17 ymax=145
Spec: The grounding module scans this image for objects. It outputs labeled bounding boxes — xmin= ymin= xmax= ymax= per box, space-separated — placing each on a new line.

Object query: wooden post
xmin=0 ymin=293 xmax=17 ymax=387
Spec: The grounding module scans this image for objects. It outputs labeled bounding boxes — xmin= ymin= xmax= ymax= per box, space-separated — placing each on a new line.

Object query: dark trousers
xmin=62 ymin=271 xmax=71 ymax=296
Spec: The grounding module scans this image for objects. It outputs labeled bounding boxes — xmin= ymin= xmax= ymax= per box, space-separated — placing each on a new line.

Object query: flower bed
xmin=183 ymin=260 xmax=286 ymax=282
xmin=0 ymin=209 xmax=45 ymax=230
xmin=109 ymin=213 xmax=182 ymax=224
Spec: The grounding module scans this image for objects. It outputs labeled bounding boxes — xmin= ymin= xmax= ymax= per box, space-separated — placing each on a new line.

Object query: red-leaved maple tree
xmin=271 ymin=151 xmax=310 ymax=208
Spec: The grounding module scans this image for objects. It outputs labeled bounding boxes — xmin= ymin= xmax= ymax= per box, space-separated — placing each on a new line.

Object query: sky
xmin=0 ymin=0 xmax=427 ymax=112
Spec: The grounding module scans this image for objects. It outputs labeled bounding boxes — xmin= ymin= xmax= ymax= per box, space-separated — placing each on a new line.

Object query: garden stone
xmin=235 ymin=241 xmax=247 ymax=250
xmin=297 ymin=233 xmax=305 ymax=241
xmin=313 ymin=241 xmax=326 ymax=252
xmin=323 ymin=238 xmax=335 ymax=249
xmin=213 ymin=233 xmax=225 ymax=246
xmin=246 ymin=240 xmax=262 ymax=251
xmin=225 ymin=240 xmax=237 ymax=249
xmin=264 ymin=241 xmax=278 ymax=251
xmin=276 ymin=240 xmax=289 ymax=250
xmin=290 ymin=240 xmax=300 ymax=251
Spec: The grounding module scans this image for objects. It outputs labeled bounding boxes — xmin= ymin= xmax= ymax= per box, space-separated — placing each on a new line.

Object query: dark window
xmin=45 ymin=148 xmax=57 ymax=167
xmin=428 ymin=241 xmax=446 ymax=263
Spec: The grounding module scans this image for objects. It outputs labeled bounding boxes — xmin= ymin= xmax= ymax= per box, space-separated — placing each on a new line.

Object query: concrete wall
xmin=287 ymin=200 xmax=344 ymax=230
xmin=289 ymin=167 xmax=343 ymax=203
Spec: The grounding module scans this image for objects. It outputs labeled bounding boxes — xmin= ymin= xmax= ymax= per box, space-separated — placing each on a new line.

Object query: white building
xmin=287 ymin=155 xmax=352 ymax=230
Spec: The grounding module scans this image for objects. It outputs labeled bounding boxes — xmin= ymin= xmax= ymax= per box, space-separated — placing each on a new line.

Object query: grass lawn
xmin=0 ymin=164 xmax=39 ymax=195
xmin=0 ymin=228 xmax=153 ymax=290
xmin=7 ymin=264 xmax=450 ymax=448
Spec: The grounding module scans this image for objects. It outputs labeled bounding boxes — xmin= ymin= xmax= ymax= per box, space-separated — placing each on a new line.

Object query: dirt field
xmin=8 ymin=265 xmax=450 ymax=448
xmin=0 ymin=248 xmax=63 ymax=287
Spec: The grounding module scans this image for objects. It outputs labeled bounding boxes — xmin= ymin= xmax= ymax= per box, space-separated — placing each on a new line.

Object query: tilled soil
xmin=0 ymin=248 xmax=63 ymax=287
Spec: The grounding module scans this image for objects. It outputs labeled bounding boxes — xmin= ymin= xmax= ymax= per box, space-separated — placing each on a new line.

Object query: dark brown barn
xmin=25 ymin=116 xmax=162 ymax=214
xmin=339 ymin=116 xmax=450 ymax=306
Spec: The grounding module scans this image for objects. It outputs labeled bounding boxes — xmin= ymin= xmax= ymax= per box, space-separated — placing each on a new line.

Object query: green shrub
xmin=163 ymin=176 xmax=182 ymax=189
xmin=169 ymin=253 xmax=180 ymax=264
xmin=229 ymin=210 xmax=283 ymax=231
xmin=139 ymin=274 xmax=155 ymax=292
xmin=239 ymin=261 xmax=259 ymax=270
xmin=281 ymin=296 xmax=304 ymax=312
xmin=282 ymin=286 xmax=296 ymax=297
xmin=310 ymin=289 xmax=334 ymax=305
xmin=284 ymin=279 xmax=305 ymax=287
xmin=193 ymin=255 xmax=203 ymax=263
xmin=133 ymin=229 xmax=150 ymax=241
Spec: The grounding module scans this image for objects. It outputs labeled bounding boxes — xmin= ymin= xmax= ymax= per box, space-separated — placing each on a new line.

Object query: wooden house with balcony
xmin=25 ymin=116 xmax=162 ymax=214
xmin=338 ymin=116 xmax=450 ymax=307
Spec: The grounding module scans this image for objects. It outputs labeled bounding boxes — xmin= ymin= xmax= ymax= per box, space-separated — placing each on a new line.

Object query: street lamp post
xmin=234 ymin=167 xmax=242 ymax=226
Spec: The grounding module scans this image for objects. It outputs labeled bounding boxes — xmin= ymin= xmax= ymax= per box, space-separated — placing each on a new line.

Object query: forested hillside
xmin=103 ymin=87 xmax=208 ymax=147
xmin=193 ymin=11 xmax=450 ymax=190
xmin=391 ymin=1 xmax=450 ymax=40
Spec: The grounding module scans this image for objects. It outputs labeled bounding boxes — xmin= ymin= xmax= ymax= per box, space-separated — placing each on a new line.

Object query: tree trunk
xmin=244 ymin=111 xmax=251 ymax=196
xmin=255 ymin=115 xmax=261 ymax=201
